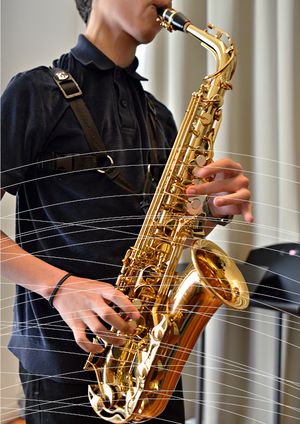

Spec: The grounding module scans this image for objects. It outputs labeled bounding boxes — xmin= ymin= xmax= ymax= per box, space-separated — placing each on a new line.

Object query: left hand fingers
xmin=211 ymin=188 xmax=254 ymax=223
xmin=186 ymin=173 xmax=249 ymax=197
xmin=195 ymin=157 xmax=243 ymax=180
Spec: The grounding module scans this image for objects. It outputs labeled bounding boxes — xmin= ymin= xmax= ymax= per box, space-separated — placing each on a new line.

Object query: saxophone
xmin=84 ymin=8 xmax=249 ymax=423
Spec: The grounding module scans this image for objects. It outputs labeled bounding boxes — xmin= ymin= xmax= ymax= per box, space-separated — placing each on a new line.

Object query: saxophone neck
xmin=158 ymin=7 xmax=237 ymax=76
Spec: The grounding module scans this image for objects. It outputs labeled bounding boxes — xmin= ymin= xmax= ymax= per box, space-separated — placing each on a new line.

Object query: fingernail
xmin=186 ymin=187 xmax=197 ymax=195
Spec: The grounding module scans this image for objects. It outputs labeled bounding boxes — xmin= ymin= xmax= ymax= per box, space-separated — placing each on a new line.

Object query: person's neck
xmin=84 ymin=24 xmax=138 ymax=68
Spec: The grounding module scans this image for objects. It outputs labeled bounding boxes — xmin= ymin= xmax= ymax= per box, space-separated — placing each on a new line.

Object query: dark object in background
xmin=238 ymin=242 xmax=300 ymax=312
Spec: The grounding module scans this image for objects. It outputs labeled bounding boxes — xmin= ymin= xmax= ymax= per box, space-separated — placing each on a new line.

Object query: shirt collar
xmin=71 ymin=34 xmax=147 ymax=81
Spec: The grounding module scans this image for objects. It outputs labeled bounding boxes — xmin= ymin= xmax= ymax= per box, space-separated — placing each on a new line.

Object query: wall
xmin=1 ymin=1 xmax=84 ymax=421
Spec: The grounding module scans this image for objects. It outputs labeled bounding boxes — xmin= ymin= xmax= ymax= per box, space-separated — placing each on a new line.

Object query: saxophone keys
xmin=214 ymin=109 xmax=222 ymax=121
xmin=132 ymin=298 xmax=143 ymax=310
xmin=186 ymin=197 xmax=203 ymax=216
xmin=199 ymin=112 xmax=212 ymax=126
xmin=195 ymin=154 xmax=206 ymax=167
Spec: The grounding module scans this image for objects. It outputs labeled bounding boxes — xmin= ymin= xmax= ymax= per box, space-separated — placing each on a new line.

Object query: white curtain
xmin=138 ymin=0 xmax=300 ymax=423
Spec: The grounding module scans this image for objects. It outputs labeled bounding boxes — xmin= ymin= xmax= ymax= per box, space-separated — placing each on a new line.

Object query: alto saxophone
xmin=84 ymin=8 xmax=249 ymax=423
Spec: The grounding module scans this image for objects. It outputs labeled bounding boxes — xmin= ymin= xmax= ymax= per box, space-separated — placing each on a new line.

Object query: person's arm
xmin=0 ymin=190 xmax=140 ymax=353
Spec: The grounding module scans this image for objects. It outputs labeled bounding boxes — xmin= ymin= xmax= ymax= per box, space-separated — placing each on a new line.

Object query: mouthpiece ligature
xmin=157 ymin=8 xmax=190 ymax=32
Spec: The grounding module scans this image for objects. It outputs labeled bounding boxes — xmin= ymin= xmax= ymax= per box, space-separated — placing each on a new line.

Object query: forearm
xmin=1 ymin=230 xmax=66 ymax=299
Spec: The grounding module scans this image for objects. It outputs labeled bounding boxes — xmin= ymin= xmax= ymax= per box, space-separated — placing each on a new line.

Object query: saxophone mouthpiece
xmin=157 ymin=7 xmax=191 ymax=32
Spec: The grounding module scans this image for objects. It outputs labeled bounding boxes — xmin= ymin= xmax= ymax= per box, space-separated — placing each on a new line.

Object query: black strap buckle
xmin=52 ymin=69 xmax=83 ymax=99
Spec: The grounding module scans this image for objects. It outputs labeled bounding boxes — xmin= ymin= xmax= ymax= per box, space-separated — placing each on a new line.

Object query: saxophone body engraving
xmin=84 ymin=8 xmax=249 ymax=423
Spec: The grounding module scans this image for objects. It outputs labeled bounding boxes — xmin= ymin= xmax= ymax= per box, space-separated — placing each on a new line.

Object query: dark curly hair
xmin=75 ymin=0 xmax=92 ymax=24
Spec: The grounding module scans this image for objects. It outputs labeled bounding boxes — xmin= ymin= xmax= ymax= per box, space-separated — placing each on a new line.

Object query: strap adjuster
xmin=96 ymin=154 xmax=114 ymax=174
xmin=52 ymin=69 xmax=83 ymax=99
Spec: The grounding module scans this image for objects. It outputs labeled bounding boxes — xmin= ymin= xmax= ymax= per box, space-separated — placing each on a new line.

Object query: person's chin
xmin=138 ymin=28 xmax=161 ymax=45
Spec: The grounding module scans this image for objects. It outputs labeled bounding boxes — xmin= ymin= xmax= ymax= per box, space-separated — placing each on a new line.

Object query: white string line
xmin=2 ymin=188 xmax=299 ymax=222
xmin=1 ymin=280 xmax=299 ymax=326
xmin=185 ymin=372 xmax=300 ymax=398
xmin=2 ymin=146 xmax=300 ymax=176
xmin=0 ymin=211 xmax=257 ymax=245
xmin=222 ymin=222 xmax=300 ymax=240
xmin=2 ymin=146 xmax=299 ymax=173
xmin=3 ymin=361 xmax=299 ymax=414
xmin=1 ymin=277 xmax=299 ymax=321
xmin=2 ymin=261 xmax=299 ymax=310
xmin=212 ymin=151 xmax=300 ymax=171
xmin=1 ymin=399 xmax=134 ymax=422
xmin=2 ymin=225 xmax=299 ymax=261
xmin=183 ymin=357 xmax=300 ymax=392
xmin=2 ymin=171 xmax=300 ymax=207
xmin=2 ymin=312 xmax=299 ymax=343
xmin=4 ymin=310 xmax=297 ymax=356
xmin=1 ymin=293 xmax=298 ymax=324
xmin=1 ymin=258 xmax=298 ymax=312
xmin=193 ymin=401 xmax=300 ymax=422
xmin=2 ymin=362 xmax=299 ymax=413
xmin=2 ymin=358 xmax=299 ymax=394
xmin=181 ymin=370 xmax=300 ymax=407
xmin=4 ymin=387 xmax=297 ymax=408
xmin=2 ymin=157 xmax=299 ymax=216
xmin=1 ymin=215 xmax=146 ymax=242
xmin=2 ymin=239 xmax=299 ymax=292
xmin=2 ymin=308 xmax=299 ymax=364
xmin=1 ymin=83 xmax=298 ymax=420
xmin=1 ymin=176 xmax=298 ymax=414
xmin=2 ymin=212 xmax=299 ymax=252
xmin=4 ymin=401 xmax=185 ymax=424
xmin=2 ymin=221 xmax=298 ymax=254
xmin=5 ymin=389 xmax=297 ymax=424
xmin=3 ymin=332 xmax=298 ymax=408
xmin=1 ymin=224 xmax=285 ymax=265
xmin=2 ymin=390 xmax=299 ymax=419
xmin=1 ymin=222 xmax=298 ymax=270
xmin=2 ymin=190 xmax=299 ymax=244
xmin=1 ymin=213 xmax=299 ymax=257
xmin=2 ymin=367 xmax=299 ymax=415
xmin=1 ymin=288 xmax=299 ymax=328
xmin=0 ymin=314 xmax=299 ymax=362
xmin=0 ymin=405 xmax=277 ymax=424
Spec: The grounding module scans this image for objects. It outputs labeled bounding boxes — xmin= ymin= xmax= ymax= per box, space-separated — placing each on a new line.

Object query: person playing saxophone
xmin=1 ymin=1 xmax=253 ymax=423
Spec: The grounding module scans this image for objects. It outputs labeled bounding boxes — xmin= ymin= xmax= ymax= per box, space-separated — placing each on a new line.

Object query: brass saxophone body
xmin=84 ymin=8 xmax=249 ymax=423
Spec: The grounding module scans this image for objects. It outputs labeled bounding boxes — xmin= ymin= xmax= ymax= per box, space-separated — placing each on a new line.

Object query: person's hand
xmin=52 ymin=276 xmax=140 ymax=353
xmin=186 ymin=157 xmax=254 ymax=223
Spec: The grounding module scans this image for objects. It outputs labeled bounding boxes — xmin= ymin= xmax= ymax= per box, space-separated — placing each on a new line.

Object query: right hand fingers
xmin=54 ymin=278 xmax=140 ymax=351
xmin=101 ymin=285 xmax=140 ymax=321
xmin=72 ymin=317 xmax=128 ymax=353
xmin=72 ymin=320 xmax=105 ymax=354
xmin=84 ymin=312 xmax=132 ymax=346
xmin=89 ymin=301 xmax=134 ymax=337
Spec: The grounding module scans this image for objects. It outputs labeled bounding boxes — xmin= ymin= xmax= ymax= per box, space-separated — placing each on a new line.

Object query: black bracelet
xmin=48 ymin=272 xmax=73 ymax=308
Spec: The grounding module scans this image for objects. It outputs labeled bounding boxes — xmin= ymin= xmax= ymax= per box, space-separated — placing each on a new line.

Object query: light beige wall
xmin=1 ymin=1 xmax=84 ymax=421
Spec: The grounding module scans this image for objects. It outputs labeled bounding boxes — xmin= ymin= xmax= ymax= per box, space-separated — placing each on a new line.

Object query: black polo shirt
xmin=1 ymin=35 xmax=177 ymax=377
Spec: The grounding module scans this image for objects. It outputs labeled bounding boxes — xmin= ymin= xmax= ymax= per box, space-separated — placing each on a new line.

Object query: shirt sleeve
xmin=1 ymin=71 xmax=47 ymax=195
